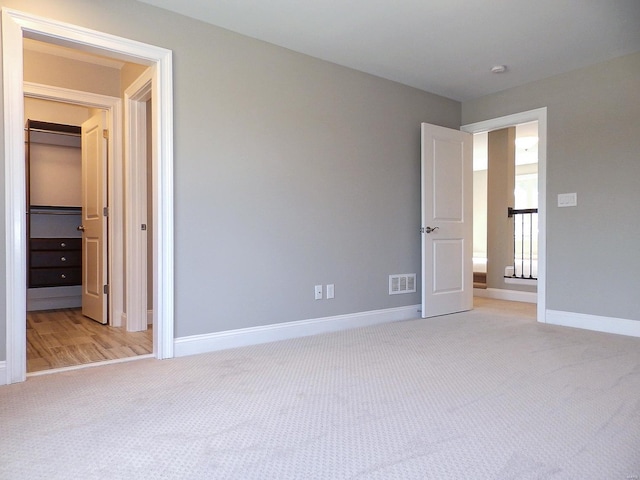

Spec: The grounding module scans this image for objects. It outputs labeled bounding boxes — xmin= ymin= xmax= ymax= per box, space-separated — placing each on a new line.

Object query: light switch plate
xmin=557 ymin=192 xmax=577 ymax=207
xmin=326 ymin=284 xmax=334 ymax=299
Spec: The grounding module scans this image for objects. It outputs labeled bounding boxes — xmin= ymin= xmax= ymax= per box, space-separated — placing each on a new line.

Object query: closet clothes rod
xmin=26 ymin=120 xmax=81 ymax=136
xmin=28 ymin=211 xmax=81 ymax=216
xmin=24 ymin=127 xmax=81 ymax=138
xmin=28 ymin=206 xmax=81 ymax=216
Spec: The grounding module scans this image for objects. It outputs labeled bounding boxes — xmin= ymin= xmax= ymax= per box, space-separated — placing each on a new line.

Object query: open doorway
xmin=23 ymin=42 xmax=153 ymax=373
xmin=472 ymin=121 xmax=539 ymax=291
xmin=461 ymin=108 xmax=547 ymax=324
xmin=2 ymin=9 xmax=174 ymax=385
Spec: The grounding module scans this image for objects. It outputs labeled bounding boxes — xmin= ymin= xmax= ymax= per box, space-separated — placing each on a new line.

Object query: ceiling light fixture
xmin=490 ymin=65 xmax=507 ymax=73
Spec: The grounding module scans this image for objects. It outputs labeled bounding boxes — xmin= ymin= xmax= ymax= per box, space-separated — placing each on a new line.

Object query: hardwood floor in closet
xmin=27 ymin=309 xmax=153 ymax=373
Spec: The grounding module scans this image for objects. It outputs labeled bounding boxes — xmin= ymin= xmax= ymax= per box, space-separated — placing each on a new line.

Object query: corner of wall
xmin=0 ymin=362 xmax=7 ymax=386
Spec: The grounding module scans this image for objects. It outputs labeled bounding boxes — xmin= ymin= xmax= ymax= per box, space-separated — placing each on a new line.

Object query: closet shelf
xmin=25 ymin=120 xmax=81 ymax=136
xmin=29 ymin=206 xmax=81 ymax=216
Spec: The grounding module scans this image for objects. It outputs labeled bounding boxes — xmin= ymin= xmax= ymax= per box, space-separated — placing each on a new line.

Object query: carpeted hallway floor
xmin=1 ymin=298 xmax=639 ymax=479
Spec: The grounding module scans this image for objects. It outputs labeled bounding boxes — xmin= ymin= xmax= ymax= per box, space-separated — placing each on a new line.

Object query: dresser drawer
xmin=31 ymin=250 xmax=82 ymax=268
xmin=29 ymin=238 xmax=82 ymax=288
xmin=30 ymin=268 xmax=82 ymax=287
xmin=30 ymin=238 xmax=81 ymax=251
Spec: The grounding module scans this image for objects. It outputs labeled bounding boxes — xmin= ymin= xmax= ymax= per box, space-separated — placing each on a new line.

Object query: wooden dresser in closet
xmin=29 ymin=236 xmax=82 ymax=287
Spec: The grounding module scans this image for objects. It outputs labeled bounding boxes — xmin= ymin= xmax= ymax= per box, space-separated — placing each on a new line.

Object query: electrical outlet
xmin=557 ymin=192 xmax=577 ymax=207
xmin=314 ymin=285 xmax=323 ymax=300
xmin=326 ymin=284 xmax=334 ymax=299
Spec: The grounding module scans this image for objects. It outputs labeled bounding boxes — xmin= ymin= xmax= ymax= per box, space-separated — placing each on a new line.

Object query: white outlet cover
xmin=557 ymin=192 xmax=577 ymax=207
xmin=326 ymin=284 xmax=335 ymax=299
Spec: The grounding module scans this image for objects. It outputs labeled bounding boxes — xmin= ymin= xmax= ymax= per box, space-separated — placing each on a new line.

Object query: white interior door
xmin=421 ymin=123 xmax=473 ymax=318
xmin=81 ymin=112 xmax=108 ymax=324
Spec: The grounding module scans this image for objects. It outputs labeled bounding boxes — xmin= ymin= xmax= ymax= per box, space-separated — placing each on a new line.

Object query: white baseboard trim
xmin=0 ymin=361 xmax=7 ymax=386
xmin=504 ymin=277 xmax=537 ymax=287
xmin=474 ymin=287 xmax=537 ymax=304
xmin=120 ymin=311 xmax=154 ymax=328
xmin=545 ymin=309 xmax=640 ymax=338
xmin=112 ymin=309 xmax=124 ymax=328
xmin=174 ymin=304 xmax=421 ymax=358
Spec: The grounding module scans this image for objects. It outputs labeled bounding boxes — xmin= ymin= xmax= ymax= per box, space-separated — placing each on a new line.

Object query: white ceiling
xmin=136 ymin=0 xmax=640 ymax=101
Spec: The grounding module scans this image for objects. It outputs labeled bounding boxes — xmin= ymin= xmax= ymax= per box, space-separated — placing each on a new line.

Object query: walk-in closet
xmin=24 ymin=102 xmax=151 ymax=373
xmin=26 ymin=120 xmax=83 ymax=311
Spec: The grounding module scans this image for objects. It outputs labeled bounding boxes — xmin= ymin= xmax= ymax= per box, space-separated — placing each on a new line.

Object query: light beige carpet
xmin=1 ymin=299 xmax=639 ymax=479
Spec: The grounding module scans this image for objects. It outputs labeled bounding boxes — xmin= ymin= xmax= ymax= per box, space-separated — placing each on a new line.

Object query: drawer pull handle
xmin=60 ymin=274 xmax=66 ymax=279
xmin=60 ymin=257 xmax=66 ymax=262
xmin=60 ymin=242 xmax=66 ymax=248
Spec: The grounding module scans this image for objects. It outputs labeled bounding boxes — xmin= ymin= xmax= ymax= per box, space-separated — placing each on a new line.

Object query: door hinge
xmin=103 ymin=284 xmax=109 ymax=295
xmin=103 ymin=129 xmax=109 ymax=139
xmin=141 ymin=224 xmax=147 ymax=231
xmin=103 ymin=207 xmax=109 ymax=217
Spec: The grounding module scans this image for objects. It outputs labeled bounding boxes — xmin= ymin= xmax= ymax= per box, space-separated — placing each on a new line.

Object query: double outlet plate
xmin=315 ymin=284 xmax=334 ymax=300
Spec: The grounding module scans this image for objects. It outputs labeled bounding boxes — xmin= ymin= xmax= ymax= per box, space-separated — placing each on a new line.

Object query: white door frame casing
xmin=461 ymin=107 xmax=547 ymax=324
xmin=24 ymin=83 xmax=123 ymax=327
xmin=124 ymin=69 xmax=153 ymax=332
xmin=2 ymin=8 xmax=175 ymax=384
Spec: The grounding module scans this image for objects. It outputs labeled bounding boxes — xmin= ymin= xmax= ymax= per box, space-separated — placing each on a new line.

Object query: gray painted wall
xmin=464 ymin=52 xmax=640 ymax=320
xmin=487 ymin=128 xmax=516 ymax=290
xmin=24 ymin=49 xmax=121 ymax=97
xmin=0 ymin=0 xmax=460 ymax=360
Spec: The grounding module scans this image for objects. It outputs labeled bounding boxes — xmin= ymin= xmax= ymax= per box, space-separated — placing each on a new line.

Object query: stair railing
xmin=507 ymin=207 xmax=538 ymax=280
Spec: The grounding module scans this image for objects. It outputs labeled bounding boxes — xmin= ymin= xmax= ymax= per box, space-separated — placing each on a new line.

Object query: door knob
xmin=425 ymin=226 xmax=439 ymax=234
xmin=77 ymin=225 xmax=85 ymax=232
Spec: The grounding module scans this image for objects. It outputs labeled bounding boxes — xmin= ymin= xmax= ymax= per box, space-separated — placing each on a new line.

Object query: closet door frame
xmin=25 ymin=87 xmax=122 ymax=322
xmin=2 ymin=8 xmax=175 ymax=384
